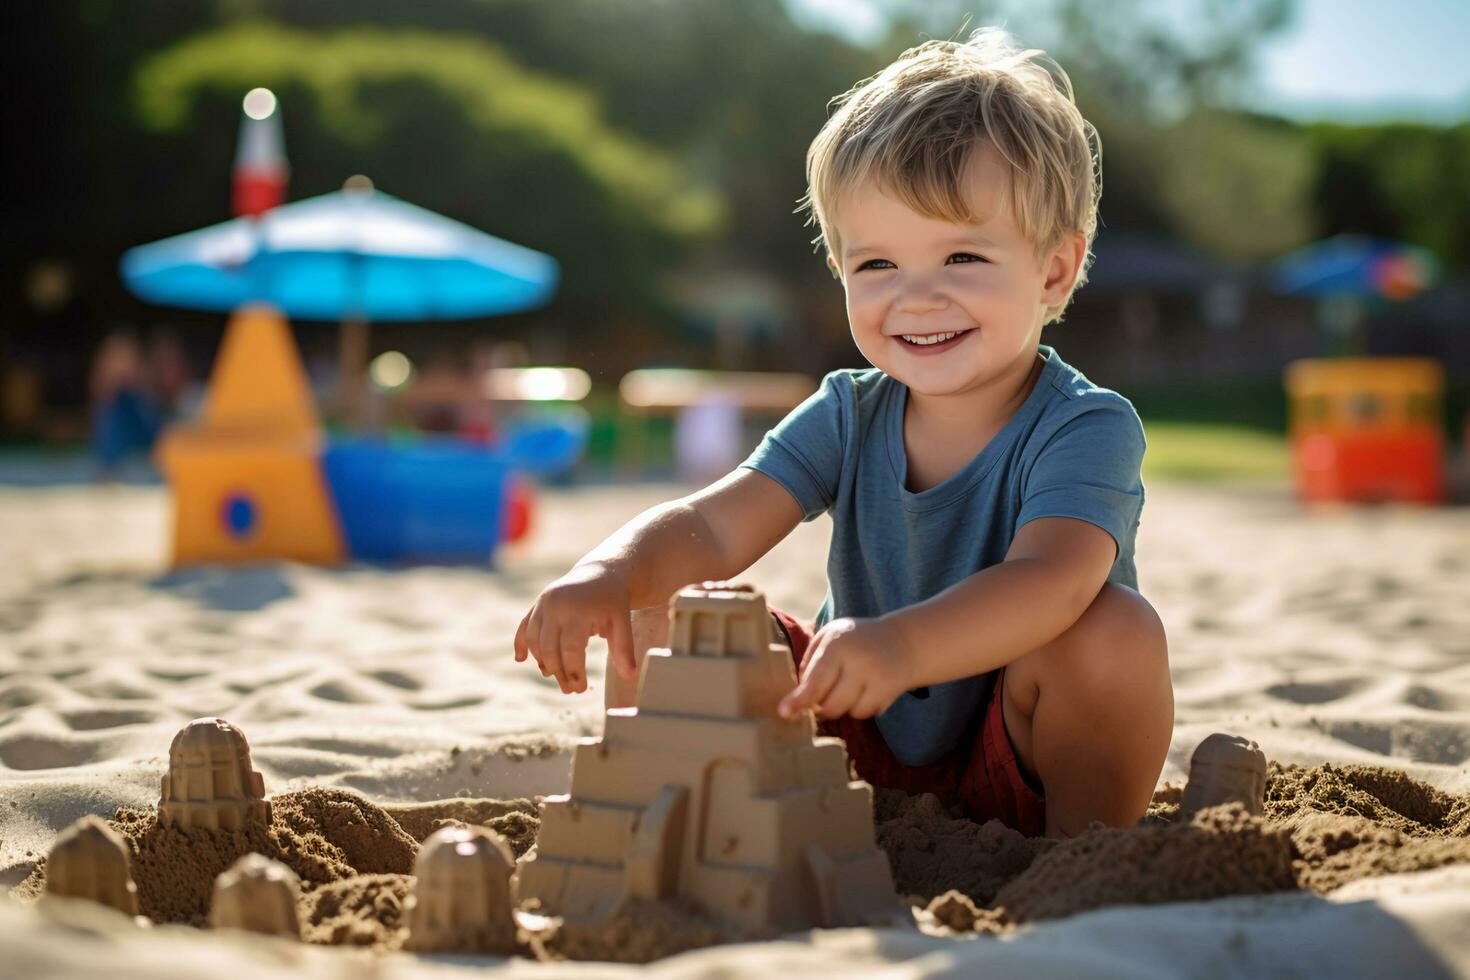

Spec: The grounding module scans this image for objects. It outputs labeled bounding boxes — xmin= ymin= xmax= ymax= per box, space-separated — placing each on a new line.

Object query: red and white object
xmin=232 ymin=88 xmax=288 ymax=218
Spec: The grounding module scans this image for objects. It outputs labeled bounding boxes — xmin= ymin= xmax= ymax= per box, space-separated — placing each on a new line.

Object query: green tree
xmin=1306 ymin=121 xmax=1470 ymax=268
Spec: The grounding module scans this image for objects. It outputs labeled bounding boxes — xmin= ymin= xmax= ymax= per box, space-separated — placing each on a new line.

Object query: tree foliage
xmin=134 ymin=21 xmax=722 ymax=240
xmin=1305 ymin=121 xmax=1470 ymax=266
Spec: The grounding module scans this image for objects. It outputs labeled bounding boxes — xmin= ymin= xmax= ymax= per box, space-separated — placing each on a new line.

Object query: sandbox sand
xmin=3 ymin=479 xmax=1470 ymax=976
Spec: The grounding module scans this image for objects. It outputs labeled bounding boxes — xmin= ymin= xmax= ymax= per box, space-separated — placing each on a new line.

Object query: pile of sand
xmin=14 ymin=789 xmax=541 ymax=952
xmin=902 ymin=761 xmax=1470 ymax=936
xmin=12 ymin=760 xmax=1470 ymax=961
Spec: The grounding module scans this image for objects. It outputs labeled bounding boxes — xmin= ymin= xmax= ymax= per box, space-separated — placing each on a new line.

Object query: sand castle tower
xmin=159 ymin=717 xmax=271 ymax=831
xmin=209 ymin=853 xmax=302 ymax=938
xmin=517 ymin=583 xmax=897 ymax=931
xmin=1181 ymin=733 xmax=1268 ymax=818
xmin=45 ymin=815 xmax=140 ymax=917
xmin=405 ymin=825 xmax=519 ymax=954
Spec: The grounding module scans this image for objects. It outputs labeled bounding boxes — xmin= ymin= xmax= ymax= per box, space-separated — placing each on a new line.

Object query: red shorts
xmin=771 ymin=607 xmax=1046 ymax=837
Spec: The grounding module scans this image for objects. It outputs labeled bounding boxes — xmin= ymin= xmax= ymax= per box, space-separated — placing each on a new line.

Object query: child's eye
xmin=854 ymin=253 xmax=986 ymax=272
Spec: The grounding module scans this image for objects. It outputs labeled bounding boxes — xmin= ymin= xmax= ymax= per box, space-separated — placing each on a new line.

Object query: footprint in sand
xmin=1265 ymin=677 xmax=1366 ymax=705
xmin=1323 ymin=718 xmax=1469 ymax=766
xmin=58 ymin=707 xmax=161 ymax=731
xmin=0 ymin=734 xmax=102 ymax=770
xmin=1402 ymin=684 xmax=1463 ymax=712
xmin=363 ymin=669 xmax=423 ymax=691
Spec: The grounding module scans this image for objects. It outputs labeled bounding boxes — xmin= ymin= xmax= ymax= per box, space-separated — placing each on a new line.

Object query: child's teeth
xmin=903 ymin=331 xmax=959 ymax=346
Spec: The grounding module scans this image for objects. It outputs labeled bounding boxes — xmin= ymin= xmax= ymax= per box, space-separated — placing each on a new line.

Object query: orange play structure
xmin=1283 ymin=357 xmax=1446 ymax=505
xmin=154 ymin=305 xmax=345 ymax=564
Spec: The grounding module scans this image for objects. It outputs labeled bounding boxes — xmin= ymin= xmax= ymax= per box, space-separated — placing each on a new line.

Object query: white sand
xmin=3 ymin=478 xmax=1469 ymax=976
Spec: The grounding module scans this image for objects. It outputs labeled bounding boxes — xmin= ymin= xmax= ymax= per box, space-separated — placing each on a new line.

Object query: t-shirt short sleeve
xmin=739 ymin=371 xmax=849 ymax=521
xmin=1016 ymin=403 xmax=1146 ymax=557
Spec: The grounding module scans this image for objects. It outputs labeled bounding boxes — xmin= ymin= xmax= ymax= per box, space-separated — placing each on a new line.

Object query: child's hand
xmin=514 ymin=561 xmax=637 ymax=694
xmin=777 ymin=616 xmax=914 ymax=722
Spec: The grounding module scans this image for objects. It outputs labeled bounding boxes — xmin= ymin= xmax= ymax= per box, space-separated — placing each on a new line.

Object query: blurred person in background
xmin=89 ymin=329 xmax=162 ymax=478
xmin=145 ymin=327 xmax=196 ymax=423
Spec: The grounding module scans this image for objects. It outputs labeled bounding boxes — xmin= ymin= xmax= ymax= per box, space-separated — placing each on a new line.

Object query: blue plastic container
xmin=321 ymin=419 xmax=587 ymax=563
xmin=323 ymin=437 xmax=509 ymax=563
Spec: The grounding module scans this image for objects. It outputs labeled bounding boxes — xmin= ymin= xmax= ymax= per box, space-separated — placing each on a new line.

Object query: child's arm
xmin=514 ymin=468 xmax=803 ymax=694
xmin=779 ymin=516 xmax=1116 ymax=720
xmin=886 ymin=516 xmax=1117 ymax=681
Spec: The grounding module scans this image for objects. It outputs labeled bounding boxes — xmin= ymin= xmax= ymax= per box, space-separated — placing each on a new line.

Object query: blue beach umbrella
xmin=120 ymin=182 xmax=559 ymax=321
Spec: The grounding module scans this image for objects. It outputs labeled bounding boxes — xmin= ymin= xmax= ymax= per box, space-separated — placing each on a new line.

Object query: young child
xmin=514 ymin=29 xmax=1172 ymax=839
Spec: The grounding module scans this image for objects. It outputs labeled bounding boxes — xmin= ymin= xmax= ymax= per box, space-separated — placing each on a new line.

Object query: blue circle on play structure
xmin=222 ymin=493 xmax=257 ymax=539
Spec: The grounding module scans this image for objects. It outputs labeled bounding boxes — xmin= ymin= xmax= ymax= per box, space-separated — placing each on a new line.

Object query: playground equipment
xmin=121 ymin=90 xmax=578 ymax=564
xmin=154 ymin=305 xmax=582 ymax=565
xmin=1283 ymin=357 xmax=1446 ymax=505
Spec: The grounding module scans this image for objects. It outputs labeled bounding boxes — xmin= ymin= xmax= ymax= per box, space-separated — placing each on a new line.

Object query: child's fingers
xmin=560 ymin=629 xmax=588 ymax=693
xmin=849 ymin=691 xmax=886 ymax=720
xmin=779 ymin=654 xmax=839 ymax=720
xmin=524 ymin=610 xmax=552 ymax=675
xmin=513 ymin=611 xmax=532 ymax=663
xmin=817 ymin=675 xmax=863 ymax=720
xmin=799 ymin=623 xmax=838 ymax=671
xmin=798 ymin=628 xmax=821 ymax=671
xmin=607 ymin=612 xmax=637 ymax=681
xmin=538 ymin=621 xmax=566 ymax=689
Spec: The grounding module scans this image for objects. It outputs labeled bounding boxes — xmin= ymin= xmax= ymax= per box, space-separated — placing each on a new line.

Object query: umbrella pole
xmin=338 ymin=318 xmax=370 ymax=427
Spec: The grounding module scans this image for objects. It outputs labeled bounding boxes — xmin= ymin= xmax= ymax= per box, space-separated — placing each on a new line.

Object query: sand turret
xmin=1181 ymin=732 xmax=1268 ymax=818
xmin=517 ymin=583 xmax=898 ymax=932
xmin=405 ymin=825 xmax=519 ymax=954
xmin=45 ymin=815 xmax=140 ymax=917
xmin=159 ymin=717 xmax=270 ymax=831
xmin=209 ymin=853 xmax=302 ymax=938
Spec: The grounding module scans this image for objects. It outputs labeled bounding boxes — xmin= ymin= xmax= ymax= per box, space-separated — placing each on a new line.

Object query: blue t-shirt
xmin=740 ymin=344 xmax=1146 ymax=766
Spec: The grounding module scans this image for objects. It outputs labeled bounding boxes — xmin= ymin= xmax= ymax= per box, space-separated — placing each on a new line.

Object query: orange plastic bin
xmin=1283 ymin=357 xmax=1445 ymax=505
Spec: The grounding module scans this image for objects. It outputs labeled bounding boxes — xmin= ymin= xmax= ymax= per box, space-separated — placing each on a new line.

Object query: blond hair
xmin=798 ymin=28 xmax=1101 ymax=324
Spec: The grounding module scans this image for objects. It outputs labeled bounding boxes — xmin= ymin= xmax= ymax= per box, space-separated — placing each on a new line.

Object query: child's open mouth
xmin=895 ymin=328 xmax=974 ymax=355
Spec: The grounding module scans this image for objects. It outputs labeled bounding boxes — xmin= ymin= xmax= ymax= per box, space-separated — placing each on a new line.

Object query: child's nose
xmin=893 ymin=273 xmax=950 ymax=313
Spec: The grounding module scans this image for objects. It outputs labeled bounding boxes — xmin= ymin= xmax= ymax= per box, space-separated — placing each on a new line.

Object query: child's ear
xmin=826 ymin=255 xmax=842 ymax=281
xmin=1042 ymin=231 xmax=1086 ymax=304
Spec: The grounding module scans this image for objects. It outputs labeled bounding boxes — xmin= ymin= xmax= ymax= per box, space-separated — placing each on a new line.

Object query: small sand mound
xmin=1289 ymin=812 xmax=1470 ymax=892
xmin=17 ymin=788 xmax=420 ymax=926
xmin=921 ymin=889 xmax=1005 ymax=934
xmin=273 ymin=789 xmax=419 ymax=875
xmin=993 ymin=804 xmax=1297 ymax=926
xmin=1267 ymin=762 xmax=1470 ymax=835
xmin=527 ymin=899 xmax=768 ymax=964
xmin=382 ymin=797 xmax=539 ymax=856
xmin=905 ymin=763 xmax=1470 ymax=936
xmin=302 ymin=873 xmax=413 ymax=950
xmin=873 ymin=788 xmax=1054 ymax=905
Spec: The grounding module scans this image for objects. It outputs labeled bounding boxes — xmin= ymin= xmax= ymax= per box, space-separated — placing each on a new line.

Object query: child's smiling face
xmin=827 ymin=146 xmax=1085 ymax=400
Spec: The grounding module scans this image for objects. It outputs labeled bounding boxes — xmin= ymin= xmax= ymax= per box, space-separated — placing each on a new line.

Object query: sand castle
xmin=517 ymin=583 xmax=898 ymax=931
xmin=1181 ymin=733 xmax=1268 ymax=818
xmin=209 ymin=854 xmax=302 ymax=938
xmin=160 ymin=717 xmax=271 ymax=831
xmin=45 ymin=815 xmax=140 ymax=917
xmin=405 ymin=825 xmax=520 ymax=954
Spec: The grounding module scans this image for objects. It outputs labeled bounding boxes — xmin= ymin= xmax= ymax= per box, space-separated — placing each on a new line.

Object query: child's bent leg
xmin=604 ymin=601 xmax=672 ymax=710
xmin=1001 ymin=583 xmax=1173 ymax=838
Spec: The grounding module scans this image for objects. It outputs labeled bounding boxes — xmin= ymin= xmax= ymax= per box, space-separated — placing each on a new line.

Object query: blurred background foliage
xmin=3 ymin=0 xmax=1467 ymax=465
